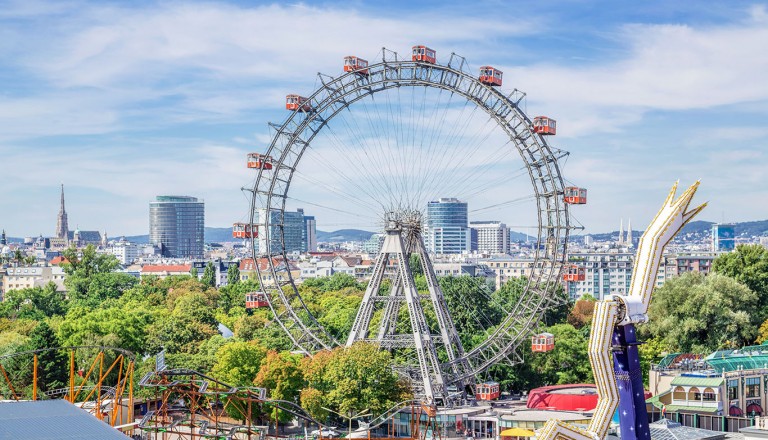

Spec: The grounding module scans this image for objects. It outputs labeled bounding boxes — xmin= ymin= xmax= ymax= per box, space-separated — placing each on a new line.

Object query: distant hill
xmin=574 ymin=219 xmax=768 ymax=242
xmin=317 ymin=229 xmax=376 ymax=242
xmin=122 ymin=227 xmax=231 ymax=244
xmin=118 ymin=227 xmax=376 ymax=244
xmin=509 ymin=230 xmax=535 ymax=242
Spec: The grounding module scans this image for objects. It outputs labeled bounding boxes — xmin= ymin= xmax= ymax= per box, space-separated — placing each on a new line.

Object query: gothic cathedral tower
xmin=55 ymin=184 xmax=69 ymax=240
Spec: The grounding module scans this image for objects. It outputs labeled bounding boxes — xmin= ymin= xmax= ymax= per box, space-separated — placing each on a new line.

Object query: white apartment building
xmin=2 ymin=266 xmax=66 ymax=297
xmin=565 ymin=250 xmax=634 ymax=300
xmin=105 ymin=240 xmax=141 ymax=265
xmin=470 ymin=221 xmax=509 ymax=254
xmin=481 ymin=257 xmax=539 ymax=289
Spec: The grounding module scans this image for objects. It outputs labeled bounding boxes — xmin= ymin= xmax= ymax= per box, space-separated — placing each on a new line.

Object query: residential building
xmin=2 ymin=265 xmax=66 ymax=297
xmin=712 ymin=223 xmax=736 ymax=252
xmin=363 ymin=233 xmax=384 ymax=255
xmin=149 ymin=196 xmax=204 ymax=259
xmin=239 ymin=257 xmax=300 ymax=286
xmin=426 ymin=198 xmax=470 ymax=255
xmin=140 ymin=264 xmax=192 ymax=280
xmin=191 ymin=259 xmax=240 ymax=287
xmin=470 ymin=221 xmax=509 ymax=254
xmin=663 ymin=253 xmax=716 ymax=279
xmin=565 ymin=250 xmax=634 ymax=300
xmin=105 ymin=239 xmax=141 ymax=265
xmin=482 ymin=257 xmax=539 ymax=289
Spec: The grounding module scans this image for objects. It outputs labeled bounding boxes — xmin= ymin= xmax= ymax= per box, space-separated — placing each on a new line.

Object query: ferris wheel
xmin=242 ymin=46 xmax=583 ymax=403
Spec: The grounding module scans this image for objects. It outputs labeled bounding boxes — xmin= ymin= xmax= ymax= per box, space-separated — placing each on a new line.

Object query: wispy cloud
xmin=0 ymin=1 xmax=766 ymax=235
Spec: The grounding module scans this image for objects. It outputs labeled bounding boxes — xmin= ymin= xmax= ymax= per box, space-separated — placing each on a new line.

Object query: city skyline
xmin=1 ymin=1 xmax=766 ymax=236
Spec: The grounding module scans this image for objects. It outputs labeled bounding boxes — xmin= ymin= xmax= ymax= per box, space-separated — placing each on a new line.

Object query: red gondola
xmin=344 ymin=56 xmax=369 ymax=74
xmin=233 ymin=223 xmax=257 ymax=239
xmin=286 ymin=94 xmax=312 ymax=112
xmin=245 ymin=292 xmax=268 ymax=309
xmin=479 ymin=66 xmax=503 ymax=86
xmin=532 ymin=332 xmax=555 ymax=353
xmin=562 ymin=264 xmax=585 ymax=282
xmin=247 ymin=153 xmax=273 ymax=170
xmin=476 ymin=382 xmax=500 ymax=401
xmin=412 ymin=45 xmax=436 ymax=64
xmin=564 ymin=187 xmax=587 ymax=205
xmin=533 ymin=116 xmax=557 ymax=135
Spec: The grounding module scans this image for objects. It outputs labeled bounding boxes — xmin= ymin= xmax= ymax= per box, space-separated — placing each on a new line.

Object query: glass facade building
xmin=712 ymin=223 xmax=736 ymax=252
xmin=256 ymin=208 xmax=306 ymax=255
xmin=302 ymin=213 xmax=317 ymax=252
xmin=149 ymin=196 xmax=204 ymax=258
xmin=426 ymin=198 xmax=470 ymax=254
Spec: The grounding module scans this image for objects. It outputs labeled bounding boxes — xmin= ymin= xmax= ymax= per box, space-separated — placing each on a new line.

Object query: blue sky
xmin=0 ymin=0 xmax=766 ymax=237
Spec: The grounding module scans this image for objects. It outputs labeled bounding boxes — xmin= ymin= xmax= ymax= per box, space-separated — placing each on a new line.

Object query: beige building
xmin=482 ymin=257 xmax=538 ymax=289
xmin=1 ymin=265 xmax=66 ymax=297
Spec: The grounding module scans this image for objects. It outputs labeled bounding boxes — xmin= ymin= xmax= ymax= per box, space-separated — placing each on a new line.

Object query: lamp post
xmin=322 ymin=407 xmax=370 ymax=438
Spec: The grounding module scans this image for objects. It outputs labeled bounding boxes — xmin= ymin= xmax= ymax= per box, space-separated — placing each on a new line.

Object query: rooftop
xmin=0 ymin=400 xmax=129 ymax=439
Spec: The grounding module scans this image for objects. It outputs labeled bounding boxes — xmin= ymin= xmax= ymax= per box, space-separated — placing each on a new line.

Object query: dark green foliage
xmin=201 ymin=262 xmax=216 ymax=287
xmin=409 ymin=254 xmax=423 ymax=276
xmin=712 ymin=244 xmax=768 ymax=324
xmin=227 ymin=264 xmax=241 ymax=285
xmin=645 ymin=272 xmax=757 ymax=352
xmin=26 ymin=322 xmax=68 ymax=394
xmin=301 ymin=273 xmax=362 ymax=292
xmin=1 ymin=283 xmax=67 ymax=319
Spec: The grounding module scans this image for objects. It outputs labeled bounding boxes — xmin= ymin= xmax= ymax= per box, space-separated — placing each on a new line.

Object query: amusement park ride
xmin=235 ymin=44 xmax=706 ymax=440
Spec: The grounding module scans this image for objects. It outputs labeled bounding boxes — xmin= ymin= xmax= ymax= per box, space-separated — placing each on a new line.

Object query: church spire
xmin=55 ymin=184 xmax=69 ymax=240
xmin=627 ymin=218 xmax=632 ymax=246
xmin=618 ymin=218 xmax=624 ymax=244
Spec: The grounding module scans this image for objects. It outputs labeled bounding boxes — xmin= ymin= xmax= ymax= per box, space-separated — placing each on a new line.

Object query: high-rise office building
xmin=303 ymin=213 xmax=317 ymax=252
xmin=470 ymin=221 xmax=509 ymax=254
xmin=149 ymin=196 xmax=204 ymax=258
xmin=255 ymin=208 xmax=307 ymax=255
xmin=426 ymin=198 xmax=470 ymax=254
xmin=712 ymin=223 xmax=736 ymax=252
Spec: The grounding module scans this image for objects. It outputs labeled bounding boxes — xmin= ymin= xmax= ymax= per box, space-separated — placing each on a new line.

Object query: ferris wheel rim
xmin=248 ymin=49 xmax=572 ymax=379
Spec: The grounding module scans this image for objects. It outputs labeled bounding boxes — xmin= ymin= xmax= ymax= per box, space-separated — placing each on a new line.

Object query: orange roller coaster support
xmin=33 ymin=353 xmax=38 ymax=400
xmin=0 ymin=363 xmax=20 ymax=400
xmin=69 ymin=350 xmax=75 ymax=403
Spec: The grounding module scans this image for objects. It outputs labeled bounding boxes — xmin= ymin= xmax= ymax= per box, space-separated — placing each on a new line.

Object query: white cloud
xmin=1 ymin=2 xmax=767 ymax=235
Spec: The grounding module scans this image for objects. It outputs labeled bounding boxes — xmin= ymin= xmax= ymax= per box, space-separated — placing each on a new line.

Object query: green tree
xmin=26 ymin=321 xmax=68 ymax=394
xmin=301 ymin=342 xmax=410 ymax=420
xmin=57 ymin=304 xmax=161 ymax=355
xmin=409 ymin=254 xmax=423 ymax=277
xmin=255 ymin=351 xmax=305 ymax=424
xmin=211 ymin=341 xmax=268 ymax=386
xmin=202 ymin=262 xmax=216 ymax=288
xmin=529 ymin=323 xmax=591 ymax=385
xmin=301 ymin=273 xmax=361 ymax=293
xmin=2 ymin=283 xmax=67 ymax=319
xmin=638 ymin=336 xmax=666 ymax=387
xmin=227 ymin=264 xmax=241 ymax=286
xmin=439 ymin=276 xmax=499 ymax=348
xmin=713 ymin=244 xmax=768 ymax=323
xmin=646 ymin=272 xmax=757 ymax=353
xmin=62 ymin=244 xmax=121 ymax=301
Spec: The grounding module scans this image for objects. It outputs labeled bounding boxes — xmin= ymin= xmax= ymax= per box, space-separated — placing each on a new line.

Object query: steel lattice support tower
xmin=346 ymin=212 xmax=472 ymax=404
